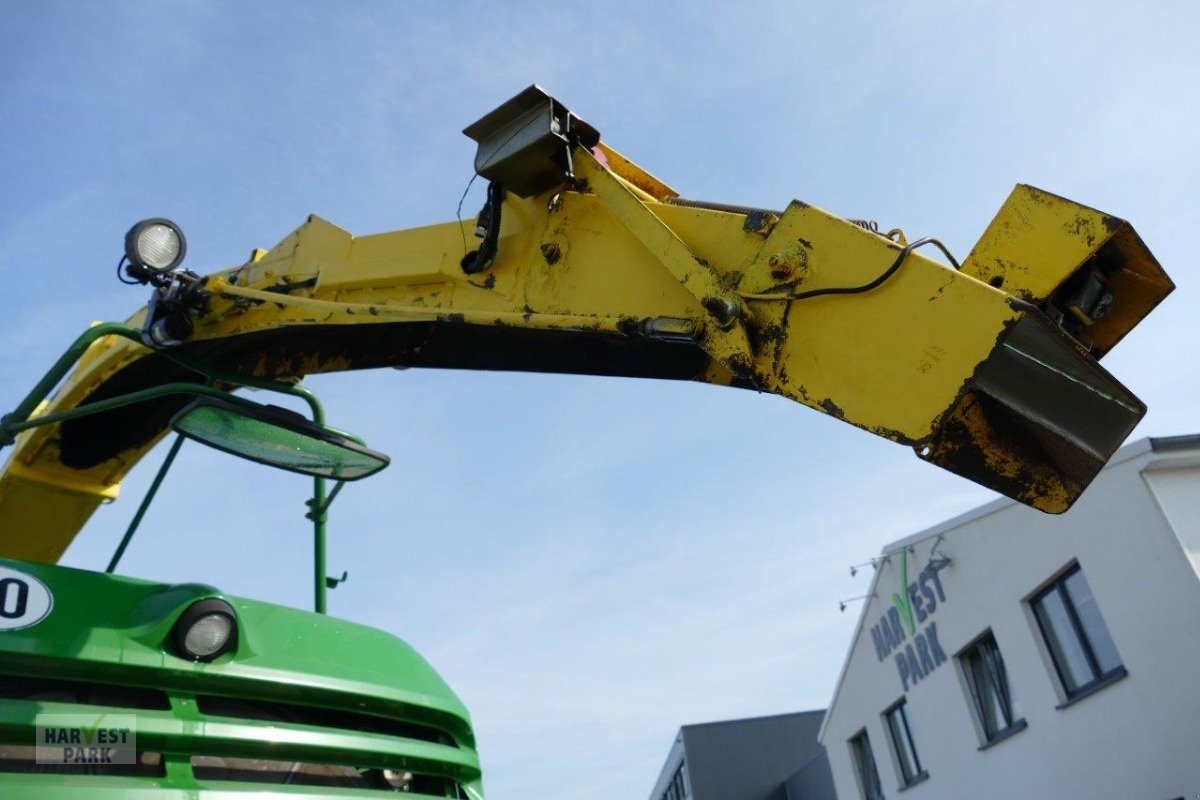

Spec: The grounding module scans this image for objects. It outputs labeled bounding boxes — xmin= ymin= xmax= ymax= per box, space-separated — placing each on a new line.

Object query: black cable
xmin=116 ymin=255 xmax=143 ymax=285
xmin=453 ymin=117 xmax=534 ymax=258
xmin=455 ymin=172 xmax=479 ymax=257
xmin=461 ymin=181 xmax=505 ymax=274
xmin=748 ymin=237 xmax=961 ymax=302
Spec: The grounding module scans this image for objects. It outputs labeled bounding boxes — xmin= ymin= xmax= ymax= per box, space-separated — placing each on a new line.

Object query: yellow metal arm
xmin=0 ymin=88 xmax=1173 ymax=562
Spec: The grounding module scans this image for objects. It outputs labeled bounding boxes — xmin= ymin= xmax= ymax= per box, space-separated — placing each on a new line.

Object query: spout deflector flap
xmin=921 ymin=312 xmax=1145 ymax=513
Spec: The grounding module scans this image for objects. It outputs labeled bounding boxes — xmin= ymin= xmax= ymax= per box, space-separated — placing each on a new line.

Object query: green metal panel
xmin=0 ymin=557 xmax=481 ymax=798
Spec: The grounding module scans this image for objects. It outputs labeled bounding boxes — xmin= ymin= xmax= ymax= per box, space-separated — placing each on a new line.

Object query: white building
xmin=819 ymin=434 xmax=1200 ymax=800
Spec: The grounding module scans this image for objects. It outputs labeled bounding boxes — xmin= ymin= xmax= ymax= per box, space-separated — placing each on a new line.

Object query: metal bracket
xmin=463 ymin=85 xmax=600 ymax=198
xmin=839 ymin=593 xmax=872 ymax=612
xmin=573 ymin=147 xmax=757 ymax=378
xmin=926 ymin=534 xmax=952 ymax=572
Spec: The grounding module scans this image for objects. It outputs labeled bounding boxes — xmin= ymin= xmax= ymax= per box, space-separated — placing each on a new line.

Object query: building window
xmin=661 ymin=761 xmax=689 ymax=800
xmin=883 ymin=699 xmax=926 ymax=786
xmin=848 ymin=729 xmax=884 ymax=800
xmin=1030 ymin=564 xmax=1124 ymax=700
xmin=959 ymin=631 xmax=1024 ymax=743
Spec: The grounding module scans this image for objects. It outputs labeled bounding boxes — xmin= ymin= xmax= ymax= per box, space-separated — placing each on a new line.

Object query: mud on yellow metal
xmin=0 ymin=85 xmax=1173 ymax=566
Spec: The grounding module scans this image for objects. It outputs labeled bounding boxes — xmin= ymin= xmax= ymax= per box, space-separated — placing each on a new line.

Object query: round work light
xmin=172 ymin=598 xmax=237 ymax=662
xmin=125 ymin=218 xmax=187 ymax=274
xmin=382 ymin=770 xmax=414 ymax=790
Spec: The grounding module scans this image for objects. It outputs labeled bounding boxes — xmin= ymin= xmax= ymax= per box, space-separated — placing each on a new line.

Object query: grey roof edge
xmin=679 ymin=708 xmax=825 ymax=733
xmin=647 ymin=732 xmax=686 ymax=800
xmin=879 ymin=433 xmax=1187 ymax=556
xmin=881 ymin=495 xmax=1013 ymax=557
xmin=817 ymin=433 xmax=1194 ymax=742
xmin=1149 ymin=433 xmax=1200 ymax=453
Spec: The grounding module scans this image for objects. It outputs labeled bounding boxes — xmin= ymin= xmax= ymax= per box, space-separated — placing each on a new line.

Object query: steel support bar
xmin=0 ymin=324 xmax=145 ymax=448
xmin=574 ymin=148 xmax=756 ymax=376
xmin=0 ymin=321 xmax=334 ymax=611
xmin=2 ymin=383 xmax=270 ymax=434
xmin=105 ymin=434 xmax=186 ymax=574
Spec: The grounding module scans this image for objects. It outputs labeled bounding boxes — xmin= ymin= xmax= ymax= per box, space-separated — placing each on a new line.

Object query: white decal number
xmin=0 ymin=566 xmax=53 ymax=631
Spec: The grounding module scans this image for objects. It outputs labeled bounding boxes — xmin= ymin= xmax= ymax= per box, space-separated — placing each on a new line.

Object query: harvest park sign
xmin=869 ymin=548 xmax=948 ymax=691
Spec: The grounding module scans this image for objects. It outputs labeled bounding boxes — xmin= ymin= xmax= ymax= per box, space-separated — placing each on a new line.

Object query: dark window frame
xmin=883 ymin=699 xmax=927 ymax=788
xmin=848 ymin=728 xmax=885 ymax=800
xmin=956 ymin=630 xmax=1026 ymax=745
xmin=1029 ymin=563 xmax=1124 ymax=702
xmin=661 ymin=760 xmax=689 ymax=800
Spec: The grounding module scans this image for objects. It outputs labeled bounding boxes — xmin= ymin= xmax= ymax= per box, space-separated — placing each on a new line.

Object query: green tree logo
xmin=890 ymin=548 xmax=915 ymax=636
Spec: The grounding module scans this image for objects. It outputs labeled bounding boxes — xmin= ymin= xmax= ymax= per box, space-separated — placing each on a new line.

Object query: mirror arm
xmin=0 ymin=322 xmax=325 ymax=445
xmin=306 ymin=481 xmax=346 ymax=519
xmin=157 ymin=346 xmax=326 ymax=426
xmin=0 ymin=323 xmax=145 ymax=449
xmin=179 ymin=356 xmax=332 ymax=615
xmin=0 ymin=321 xmax=339 ymax=616
xmin=105 ymin=434 xmax=186 ymax=574
xmin=1 ymin=383 xmax=269 ymax=436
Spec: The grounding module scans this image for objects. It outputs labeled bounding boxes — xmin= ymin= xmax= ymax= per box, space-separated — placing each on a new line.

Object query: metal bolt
xmin=540 ymin=242 xmax=562 ymax=265
xmin=701 ymin=296 xmax=740 ymax=328
xmin=769 ymin=253 xmax=793 ymax=280
xmin=727 ymin=353 xmax=754 ymax=377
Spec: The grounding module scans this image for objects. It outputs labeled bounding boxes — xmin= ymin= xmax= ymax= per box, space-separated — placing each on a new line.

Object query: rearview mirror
xmin=170 ymin=396 xmax=389 ymax=481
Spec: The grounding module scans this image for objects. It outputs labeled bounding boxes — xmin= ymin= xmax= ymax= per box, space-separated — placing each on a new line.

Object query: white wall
xmin=1144 ymin=460 xmax=1200 ymax=576
xmin=821 ymin=440 xmax=1200 ymax=800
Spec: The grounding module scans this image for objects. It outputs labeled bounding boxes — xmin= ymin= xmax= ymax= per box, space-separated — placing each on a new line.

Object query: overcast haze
xmin=2 ymin=3 xmax=1198 ymax=798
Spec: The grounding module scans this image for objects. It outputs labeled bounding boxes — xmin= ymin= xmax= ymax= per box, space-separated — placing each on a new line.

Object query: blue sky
xmin=2 ymin=2 xmax=1198 ymax=797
